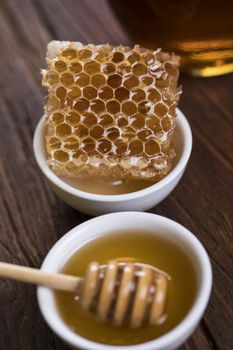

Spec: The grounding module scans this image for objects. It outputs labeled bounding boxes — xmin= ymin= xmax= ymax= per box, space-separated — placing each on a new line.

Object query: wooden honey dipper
xmin=0 ymin=259 xmax=170 ymax=329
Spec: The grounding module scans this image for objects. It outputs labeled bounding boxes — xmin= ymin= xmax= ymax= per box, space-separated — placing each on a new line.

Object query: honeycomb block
xmin=42 ymin=41 xmax=182 ymax=181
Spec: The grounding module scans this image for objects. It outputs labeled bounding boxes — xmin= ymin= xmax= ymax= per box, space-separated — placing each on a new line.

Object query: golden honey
xmin=109 ymin=0 xmax=233 ymax=77
xmin=55 ymin=231 xmax=197 ymax=345
xmin=42 ymin=41 xmax=181 ymax=182
xmin=60 ymin=176 xmax=153 ymax=194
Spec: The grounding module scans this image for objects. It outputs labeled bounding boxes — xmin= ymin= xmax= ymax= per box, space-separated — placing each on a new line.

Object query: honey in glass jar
xmin=109 ymin=0 xmax=233 ymax=76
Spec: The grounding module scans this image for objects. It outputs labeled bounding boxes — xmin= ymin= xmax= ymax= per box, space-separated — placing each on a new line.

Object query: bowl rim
xmin=37 ymin=212 xmax=212 ymax=350
xmin=33 ymin=108 xmax=192 ymax=202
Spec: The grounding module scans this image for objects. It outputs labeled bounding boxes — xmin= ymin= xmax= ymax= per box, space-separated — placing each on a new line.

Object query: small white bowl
xmin=33 ymin=109 xmax=192 ymax=216
xmin=37 ymin=212 xmax=212 ymax=350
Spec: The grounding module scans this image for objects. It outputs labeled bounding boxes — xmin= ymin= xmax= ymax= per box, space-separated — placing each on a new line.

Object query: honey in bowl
xmin=59 ymin=176 xmax=153 ymax=195
xmin=57 ymin=123 xmax=182 ymax=195
xmin=54 ymin=115 xmax=182 ymax=195
xmin=55 ymin=231 xmax=197 ymax=345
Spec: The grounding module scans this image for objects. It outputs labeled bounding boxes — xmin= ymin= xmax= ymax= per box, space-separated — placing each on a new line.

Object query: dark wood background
xmin=0 ymin=1 xmax=232 ymax=349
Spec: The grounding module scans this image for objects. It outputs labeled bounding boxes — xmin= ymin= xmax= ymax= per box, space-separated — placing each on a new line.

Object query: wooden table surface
xmin=0 ymin=1 xmax=232 ymax=349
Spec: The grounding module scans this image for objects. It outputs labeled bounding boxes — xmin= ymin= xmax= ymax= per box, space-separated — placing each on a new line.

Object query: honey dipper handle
xmin=0 ymin=262 xmax=82 ymax=293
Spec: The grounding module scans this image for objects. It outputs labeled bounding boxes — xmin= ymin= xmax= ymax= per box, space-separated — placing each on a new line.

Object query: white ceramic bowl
xmin=33 ymin=109 xmax=192 ymax=216
xmin=37 ymin=212 xmax=212 ymax=350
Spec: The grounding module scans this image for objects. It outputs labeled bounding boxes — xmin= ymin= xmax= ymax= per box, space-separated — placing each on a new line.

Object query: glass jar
xmin=110 ymin=0 xmax=233 ymax=77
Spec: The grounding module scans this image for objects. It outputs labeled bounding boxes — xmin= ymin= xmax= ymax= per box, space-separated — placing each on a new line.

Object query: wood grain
xmin=0 ymin=0 xmax=232 ymax=349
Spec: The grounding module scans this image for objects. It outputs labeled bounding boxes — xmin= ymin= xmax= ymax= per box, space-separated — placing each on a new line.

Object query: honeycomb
xmin=42 ymin=41 xmax=182 ymax=181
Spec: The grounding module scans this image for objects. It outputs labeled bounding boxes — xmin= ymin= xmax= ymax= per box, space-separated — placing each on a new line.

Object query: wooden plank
xmin=180 ymin=76 xmax=233 ymax=165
